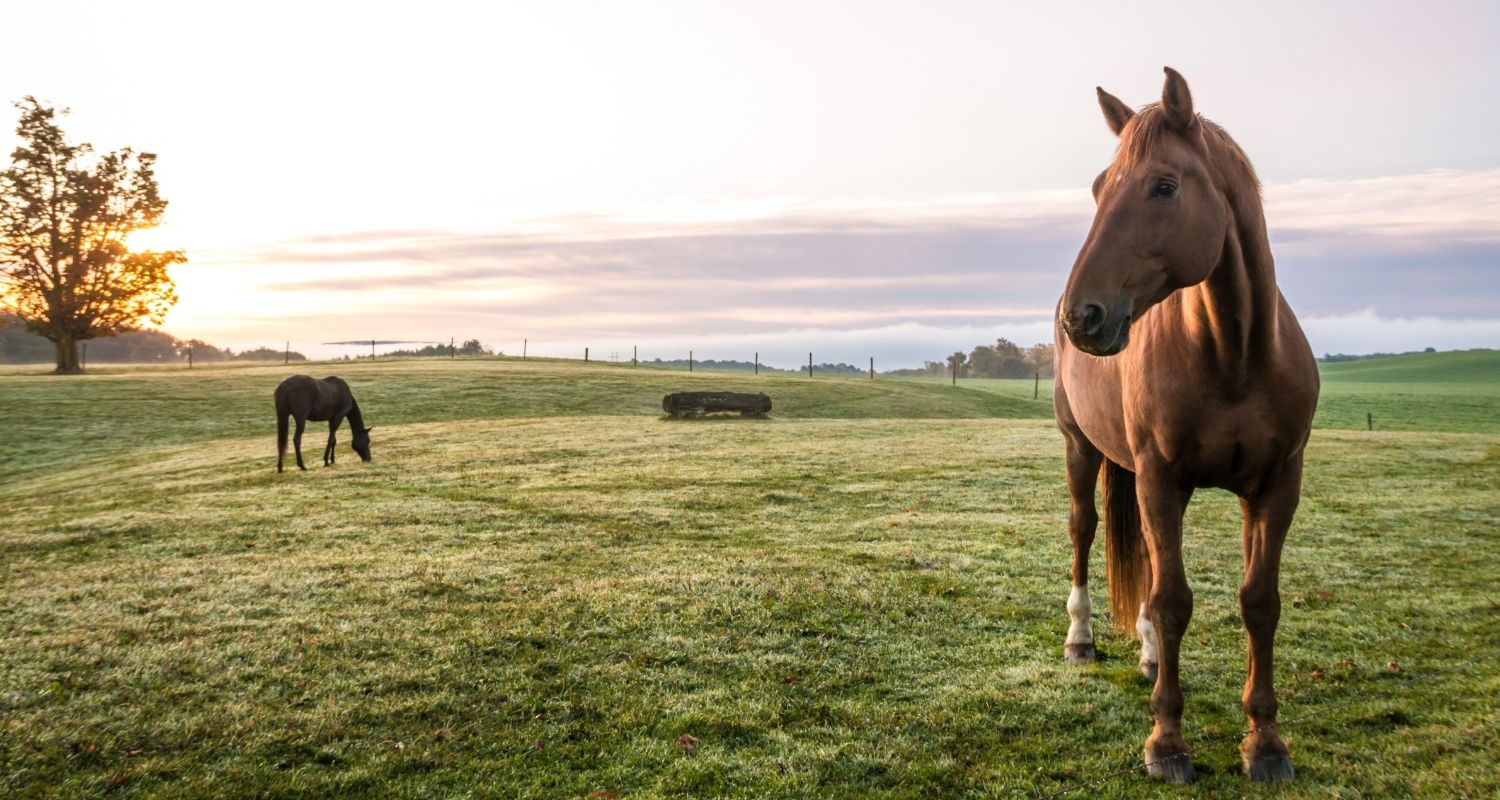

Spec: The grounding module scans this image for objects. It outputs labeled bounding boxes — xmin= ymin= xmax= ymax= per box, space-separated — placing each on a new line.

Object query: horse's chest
xmin=1131 ymin=395 xmax=1292 ymax=489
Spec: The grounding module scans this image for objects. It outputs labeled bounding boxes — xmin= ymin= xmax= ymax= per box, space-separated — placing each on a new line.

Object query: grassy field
xmin=1315 ymin=350 xmax=1500 ymax=434
xmin=1 ymin=356 xmax=1496 ymax=798
xmin=908 ymin=349 xmax=1500 ymax=434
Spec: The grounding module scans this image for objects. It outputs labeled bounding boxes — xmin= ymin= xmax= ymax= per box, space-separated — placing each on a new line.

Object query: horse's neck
xmin=346 ymin=402 xmax=365 ymax=429
xmin=1180 ymin=198 xmax=1281 ymax=379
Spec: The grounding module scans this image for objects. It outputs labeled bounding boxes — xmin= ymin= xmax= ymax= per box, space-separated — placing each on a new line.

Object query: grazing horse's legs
xmin=1238 ymin=458 xmax=1302 ymax=782
xmin=293 ymin=416 xmax=308 ymax=471
xmin=1061 ymin=430 xmax=1103 ymax=664
xmin=324 ymin=415 xmax=344 ymax=466
xmin=1136 ymin=467 xmax=1196 ymax=784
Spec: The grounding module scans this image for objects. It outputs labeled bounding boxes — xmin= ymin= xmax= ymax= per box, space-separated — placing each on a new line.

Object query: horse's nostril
xmin=1082 ymin=303 xmax=1106 ymax=336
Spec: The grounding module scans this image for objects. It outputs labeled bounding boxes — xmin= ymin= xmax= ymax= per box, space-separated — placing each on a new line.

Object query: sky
xmin=1 ymin=1 xmax=1497 ymax=366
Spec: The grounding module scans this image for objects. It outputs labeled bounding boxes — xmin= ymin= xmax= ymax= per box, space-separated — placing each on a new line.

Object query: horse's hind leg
xmin=1062 ymin=430 xmax=1103 ymax=664
xmin=1238 ymin=459 xmax=1302 ymax=782
xmin=293 ymin=416 xmax=308 ymax=471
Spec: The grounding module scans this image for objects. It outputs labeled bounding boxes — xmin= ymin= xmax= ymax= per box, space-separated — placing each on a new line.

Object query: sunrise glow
xmin=1 ymin=1 xmax=1494 ymax=364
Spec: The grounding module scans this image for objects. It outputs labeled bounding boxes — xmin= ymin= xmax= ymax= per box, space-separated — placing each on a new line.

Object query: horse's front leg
xmin=1238 ymin=458 xmax=1303 ymax=782
xmin=1136 ymin=464 xmax=1196 ymax=784
xmin=1062 ymin=432 xmax=1103 ymax=664
xmin=325 ymin=415 xmax=344 ymax=466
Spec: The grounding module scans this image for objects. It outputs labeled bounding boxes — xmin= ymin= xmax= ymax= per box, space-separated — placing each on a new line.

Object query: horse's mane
xmin=1108 ymin=104 xmax=1261 ymax=205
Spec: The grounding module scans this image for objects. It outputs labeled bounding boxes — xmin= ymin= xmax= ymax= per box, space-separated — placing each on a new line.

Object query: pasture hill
xmin=1 ymin=354 xmax=1496 ymax=798
xmin=1313 ymin=348 xmax=1500 ymax=433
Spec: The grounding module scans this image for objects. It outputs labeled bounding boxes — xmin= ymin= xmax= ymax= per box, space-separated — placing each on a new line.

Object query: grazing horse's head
xmin=1060 ymin=67 xmax=1247 ymax=356
xmin=352 ymin=426 xmax=373 ymax=462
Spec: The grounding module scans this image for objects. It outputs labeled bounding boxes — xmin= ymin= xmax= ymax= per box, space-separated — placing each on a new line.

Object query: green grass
xmin=1318 ymin=349 xmax=1499 ymax=384
xmin=1315 ymin=350 xmax=1500 ymax=434
xmin=0 ymin=358 xmax=1049 ymax=486
xmin=1 ymin=357 xmax=1496 ymax=798
xmin=912 ymin=349 xmax=1500 ymax=434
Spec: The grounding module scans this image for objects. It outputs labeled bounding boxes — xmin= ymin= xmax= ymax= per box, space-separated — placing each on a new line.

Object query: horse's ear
xmin=1161 ymin=66 xmax=1195 ymax=131
xmin=1097 ymin=87 xmax=1134 ymax=136
xmin=363 ymin=426 xmax=373 ymax=434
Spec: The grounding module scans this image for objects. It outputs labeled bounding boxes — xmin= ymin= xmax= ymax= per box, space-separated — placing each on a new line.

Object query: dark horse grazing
xmin=274 ymin=375 xmax=373 ymax=473
xmin=1054 ymin=68 xmax=1318 ymax=784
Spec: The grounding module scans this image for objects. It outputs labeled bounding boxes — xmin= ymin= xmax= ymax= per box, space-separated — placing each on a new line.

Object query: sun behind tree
xmin=0 ymin=97 xmax=186 ymax=374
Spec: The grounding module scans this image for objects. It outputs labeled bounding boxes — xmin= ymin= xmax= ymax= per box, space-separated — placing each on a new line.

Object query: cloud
xmin=1265 ymin=169 xmax=1500 ymax=244
xmin=170 ymin=169 xmax=1500 ymax=364
xmin=1265 ymin=168 xmax=1500 ymax=317
xmin=1298 ymin=308 xmax=1500 ymax=357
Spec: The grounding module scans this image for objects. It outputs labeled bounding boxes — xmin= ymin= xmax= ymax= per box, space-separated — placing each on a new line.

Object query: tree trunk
xmin=53 ymin=335 xmax=82 ymax=374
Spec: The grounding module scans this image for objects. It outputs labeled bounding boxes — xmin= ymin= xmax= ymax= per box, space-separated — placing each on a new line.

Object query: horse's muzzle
xmin=1061 ymin=306 xmax=1133 ymax=356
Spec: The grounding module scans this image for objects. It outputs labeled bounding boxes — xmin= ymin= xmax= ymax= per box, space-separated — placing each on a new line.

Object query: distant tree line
xmin=1319 ymin=347 xmax=1435 ymax=362
xmin=886 ymin=339 xmax=1055 ymax=378
xmin=0 ymin=315 xmax=305 ymax=363
xmin=642 ymin=357 xmax=868 ymax=374
xmin=644 ymin=358 xmax=790 ymax=372
xmin=0 ymin=320 xmax=520 ymax=364
xmin=380 ymin=340 xmax=495 ymax=358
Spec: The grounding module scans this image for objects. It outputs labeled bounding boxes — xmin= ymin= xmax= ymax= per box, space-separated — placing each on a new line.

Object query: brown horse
xmin=1054 ymin=68 xmax=1318 ymax=784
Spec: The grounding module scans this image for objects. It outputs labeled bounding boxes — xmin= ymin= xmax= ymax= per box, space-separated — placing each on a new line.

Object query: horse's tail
xmin=276 ymin=410 xmax=289 ymax=467
xmin=1103 ymin=460 xmax=1151 ymax=635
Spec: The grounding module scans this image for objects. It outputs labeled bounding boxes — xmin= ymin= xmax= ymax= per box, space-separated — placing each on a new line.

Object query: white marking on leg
xmin=1136 ymin=602 xmax=1159 ymax=668
xmin=1066 ymin=586 xmax=1094 ymax=646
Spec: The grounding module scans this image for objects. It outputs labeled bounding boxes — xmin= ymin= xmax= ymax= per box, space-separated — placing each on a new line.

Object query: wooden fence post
xmin=1034 ymin=371 xmax=1040 ymax=399
xmin=808 ymin=352 xmax=813 ymax=378
xmin=451 ymin=337 xmax=456 ymax=358
xmin=870 ymin=357 xmax=875 ymax=380
xmin=285 ymin=341 xmax=290 ymax=365
xmin=755 ymin=352 xmax=759 ymax=375
xmin=188 ymin=345 xmax=193 ymax=369
xmin=1367 ymin=412 xmax=1373 ymax=431
xmin=585 ymin=347 xmax=589 ymax=362
xmin=633 ymin=345 xmax=638 ymax=367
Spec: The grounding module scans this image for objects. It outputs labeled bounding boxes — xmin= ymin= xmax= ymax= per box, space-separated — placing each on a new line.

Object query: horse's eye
xmin=1153 ymin=181 xmax=1177 ymax=198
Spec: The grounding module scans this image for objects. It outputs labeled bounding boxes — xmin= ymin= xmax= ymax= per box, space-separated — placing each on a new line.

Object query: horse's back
xmin=275 ymin=375 xmax=353 ymax=419
xmin=320 ymin=375 xmax=351 ymax=393
xmin=274 ymin=375 xmax=318 ymax=413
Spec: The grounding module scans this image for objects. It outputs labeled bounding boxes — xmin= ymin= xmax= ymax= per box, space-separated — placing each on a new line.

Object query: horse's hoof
xmin=1064 ymin=643 xmax=1096 ymax=664
xmin=1140 ymin=661 xmax=1158 ymax=682
xmin=1244 ymin=753 xmax=1295 ymax=783
xmin=1145 ymin=748 xmax=1196 ymax=784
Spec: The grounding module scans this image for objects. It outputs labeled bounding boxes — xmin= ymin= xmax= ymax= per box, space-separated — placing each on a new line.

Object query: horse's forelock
xmin=1107 ymin=104 xmax=1260 ymax=199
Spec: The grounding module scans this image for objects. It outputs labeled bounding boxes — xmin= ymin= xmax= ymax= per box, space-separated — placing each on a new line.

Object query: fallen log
xmin=662 ymin=391 xmax=772 ymax=419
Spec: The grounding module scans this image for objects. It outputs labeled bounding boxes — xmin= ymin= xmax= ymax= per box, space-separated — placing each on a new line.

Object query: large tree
xmin=0 ymin=97 xmax=185 ymax=373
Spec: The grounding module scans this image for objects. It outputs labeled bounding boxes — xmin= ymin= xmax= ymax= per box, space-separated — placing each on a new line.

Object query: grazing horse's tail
xmin=276 ymin=411 xmax=289 ymax=468
xmin=1103 ymin=460 xmax=1151 ymax=635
